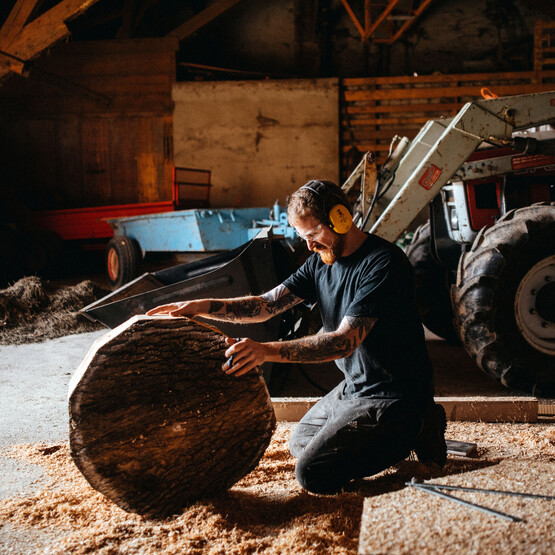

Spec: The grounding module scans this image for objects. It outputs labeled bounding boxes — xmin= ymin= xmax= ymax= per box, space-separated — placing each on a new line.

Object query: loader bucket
xmin=81 ymin=229 xmax=297 ymax=344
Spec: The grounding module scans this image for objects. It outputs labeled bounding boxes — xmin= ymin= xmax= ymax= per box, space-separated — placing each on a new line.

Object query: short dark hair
xmin=287 ymin=180 xmax=349 ymax=227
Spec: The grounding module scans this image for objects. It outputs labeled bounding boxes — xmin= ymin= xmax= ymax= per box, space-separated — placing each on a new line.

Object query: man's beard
xmin=314 ymin=234 xmax=344 ymax=265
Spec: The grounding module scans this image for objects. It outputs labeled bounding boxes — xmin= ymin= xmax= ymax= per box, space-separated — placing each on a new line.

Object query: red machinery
xmin=12 ymin=167 xmax=211 ymax=278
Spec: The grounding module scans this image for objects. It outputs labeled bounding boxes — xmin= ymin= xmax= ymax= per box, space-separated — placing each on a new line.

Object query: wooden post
xmin=69 ymin=315 xmax=276 ymax=517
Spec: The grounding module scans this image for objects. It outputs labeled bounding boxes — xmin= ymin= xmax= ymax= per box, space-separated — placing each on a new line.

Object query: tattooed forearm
xmin=203 ymin=286 xmax=301 ymax=323
xmin=345 ymin=315 xmax=376 ymax=343
xmin=276 ymin=315 xmax=376 ymax=363
xmin=208 ymin=298 xmax=263 ymax=321
xmin=260 ymin=285 xmax=302 ymax=314
xmin=209 ymin=300 xmax=224 ymax=313
xmin=278 ymin=333 xmax=357 ymax=362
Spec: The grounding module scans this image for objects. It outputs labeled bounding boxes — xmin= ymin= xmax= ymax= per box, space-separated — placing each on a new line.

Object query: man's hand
xmin=146 ymin=299 xmax=208 ymax=317
xmin=222 ymin=337 xmax=268 ymax=377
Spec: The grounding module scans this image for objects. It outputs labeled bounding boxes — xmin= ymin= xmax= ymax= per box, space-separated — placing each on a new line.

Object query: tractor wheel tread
xmin=452 ymin=203 xmax=555 ymax=395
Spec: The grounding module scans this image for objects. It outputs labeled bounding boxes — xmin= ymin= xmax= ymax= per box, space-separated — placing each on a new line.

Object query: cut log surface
xmin=68 ymin=315 xmax=276 ymax=517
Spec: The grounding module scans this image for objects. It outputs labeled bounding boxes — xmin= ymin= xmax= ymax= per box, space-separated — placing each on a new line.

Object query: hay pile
xmin=0 ymin=276 xmax=108 ymax=345
xmin=1 ymin=422 xmax=555 ymax=554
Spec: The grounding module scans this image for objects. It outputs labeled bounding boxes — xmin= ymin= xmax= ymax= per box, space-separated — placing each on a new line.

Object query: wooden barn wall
xmin=0 ymin=38 xmax=177 ymax=210
xmin=341 ymin=70 xmax=555 ymax=174
xmin=172 ymin=79 xmax=340 ymax=209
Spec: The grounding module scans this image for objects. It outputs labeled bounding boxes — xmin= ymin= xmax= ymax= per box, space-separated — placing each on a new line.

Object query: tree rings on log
xmin=68 ymin=315 xmax=276 ymax=517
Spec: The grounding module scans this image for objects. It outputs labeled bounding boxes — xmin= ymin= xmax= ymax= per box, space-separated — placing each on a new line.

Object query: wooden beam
xmin=344 ymin=82 xmax=555 ymax=101
xmin=364 ymin=0 xmax=371 ymax=36
xmin=0 ymin=0 xmax=102 ymax=80
xmin=272 ymin=396 xmax=538 ymax=423
xmin=0 ymin=0 xmax=41 ymax=49
xmin=343 ymin=69 xmax=555 ymax=86
xmin=167 ymin=0 xmax=244 ymax=41
xmin=7 ymin=0 xmax=102 ymax=59
xmin=380 ymin=0 xmax=435 ymax=44
xmin=0 ymin=50 xmax=26 ymax=75
xmin=340 ymin=0 xmax=365 ymax=38
xmin=364 ymin=0 xmax=401 ymax=42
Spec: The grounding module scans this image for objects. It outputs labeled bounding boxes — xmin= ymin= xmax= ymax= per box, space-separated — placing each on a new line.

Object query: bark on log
xmin=68 ymin=315 xmax=276 ymax=517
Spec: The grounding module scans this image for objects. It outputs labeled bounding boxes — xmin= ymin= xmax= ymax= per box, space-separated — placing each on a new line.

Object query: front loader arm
xmin=368 ymin=91 xmax=555 ymax=242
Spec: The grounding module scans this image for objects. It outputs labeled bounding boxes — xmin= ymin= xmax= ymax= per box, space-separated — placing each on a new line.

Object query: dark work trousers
xmin=289 ymin=382 xmax=423 ymax=494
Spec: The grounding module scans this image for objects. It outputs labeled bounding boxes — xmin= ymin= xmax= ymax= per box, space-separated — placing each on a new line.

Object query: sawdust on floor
xmin=1 ymin=421 xmax=555 ymax=554
xmin=359 ymin=459 xmax=555 ymax=554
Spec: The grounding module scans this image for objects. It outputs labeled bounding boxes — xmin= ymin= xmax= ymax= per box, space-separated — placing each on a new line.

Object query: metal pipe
xmin=407 ymin=481 xmax=524 ymax=522
xmin=413 ymin=481 xmax=555 ymax=501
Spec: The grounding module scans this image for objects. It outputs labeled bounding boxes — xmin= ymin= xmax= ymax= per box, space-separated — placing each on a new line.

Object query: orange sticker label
xmin=418 ymin=164 xmax=442 ymax=190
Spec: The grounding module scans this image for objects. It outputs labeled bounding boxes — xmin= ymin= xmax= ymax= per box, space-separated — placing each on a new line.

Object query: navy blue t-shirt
xmin=282 ymin=234 xmax=434 ymax=404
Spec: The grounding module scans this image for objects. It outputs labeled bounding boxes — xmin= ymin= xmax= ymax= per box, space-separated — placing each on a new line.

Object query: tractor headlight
xmin=450 ymin=207 xmax=459 ymax=230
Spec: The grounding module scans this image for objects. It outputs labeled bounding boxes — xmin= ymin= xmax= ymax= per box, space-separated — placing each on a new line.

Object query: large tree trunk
xmin=69 ymin=315 xmax=276 ymax=517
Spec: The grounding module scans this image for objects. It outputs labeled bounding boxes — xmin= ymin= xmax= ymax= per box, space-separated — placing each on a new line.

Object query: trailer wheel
xmin=406 ymin=221 xmax=458 ymax=343
xmin=106 ymin=237 xmax=142 ymax=289
xmin=452 ymin=203 xmax=555 ymax=396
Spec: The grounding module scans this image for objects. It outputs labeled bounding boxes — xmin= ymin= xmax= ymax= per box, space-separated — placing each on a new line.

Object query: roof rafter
xmin=340 ymin=0 xmax=435 ymax=44
xmin=0 ymin=0 xmax=102 ymax=80
xmin=0 ymin=0 xmax=41 ymax=49
xmin=167 ymin=0 xmax=244 ymax=41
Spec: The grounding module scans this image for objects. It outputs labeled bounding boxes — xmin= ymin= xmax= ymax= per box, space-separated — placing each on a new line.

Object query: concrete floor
xmin=0 ymin=331 xmax=105 ymax=499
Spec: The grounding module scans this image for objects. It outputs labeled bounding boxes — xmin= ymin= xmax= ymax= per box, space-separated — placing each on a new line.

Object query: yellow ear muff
xmin=328 ymin=204 xmax=352 ymax=234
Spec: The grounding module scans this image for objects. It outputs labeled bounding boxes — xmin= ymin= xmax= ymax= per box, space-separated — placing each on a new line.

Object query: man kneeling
xmin=147 ymin=180 xmax=447 ymax=494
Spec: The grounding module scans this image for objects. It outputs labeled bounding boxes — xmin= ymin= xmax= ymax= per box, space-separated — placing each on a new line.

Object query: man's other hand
xmin=223 ymin=337 xmax=267 ymax=377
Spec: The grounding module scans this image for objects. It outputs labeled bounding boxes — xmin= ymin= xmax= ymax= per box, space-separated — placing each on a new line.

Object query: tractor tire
xmin=106 ymin=236 xmax=142 ymax=289
xmin=452 ymin=203 xmax=555 ymax=396
xmin=406 ymin=221 xmax=458 ymax=343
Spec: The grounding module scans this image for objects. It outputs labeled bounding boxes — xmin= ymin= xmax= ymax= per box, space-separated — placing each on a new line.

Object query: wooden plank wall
xmin=0 ymin=38 xmax=177 ymax=209
xmin=535 ymin=21 xmax=555 ymax=72
xmin=340 ymin=70 xmax=555 ymax=175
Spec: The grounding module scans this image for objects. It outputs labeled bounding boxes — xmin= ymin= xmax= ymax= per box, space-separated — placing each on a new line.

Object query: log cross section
xmin=69 ymin=315 xmax=276 ymax=517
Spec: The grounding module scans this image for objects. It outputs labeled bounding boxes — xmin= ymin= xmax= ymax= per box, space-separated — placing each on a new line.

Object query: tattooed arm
xmin=222 ymin=315 xmax=377 ymax=376
xmin=146 ymin=284 xmax=302 ymax=323
xmin=276 ymin=315 xmax=376 ymax=362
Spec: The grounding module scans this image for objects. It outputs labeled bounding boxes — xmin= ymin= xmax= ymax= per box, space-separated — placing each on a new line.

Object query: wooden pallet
xmin=341 ymin=70 xmax=555 ymax=172
xmin=535 ymin=20 xmax=555 ymax=72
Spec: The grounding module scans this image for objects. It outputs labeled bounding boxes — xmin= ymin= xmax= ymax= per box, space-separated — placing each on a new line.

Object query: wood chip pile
xmin=0 ymin=277 xmax=107 ymax=344
xmin=1 ymin=421 xmax=555 ymax=554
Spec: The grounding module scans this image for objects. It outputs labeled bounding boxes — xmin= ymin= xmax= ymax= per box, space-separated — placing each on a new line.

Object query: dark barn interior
xmin=0 ymin=1 xmax=555 ymax=553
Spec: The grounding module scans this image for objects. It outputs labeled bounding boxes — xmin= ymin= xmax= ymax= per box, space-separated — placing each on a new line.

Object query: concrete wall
xmin=172 ymin=78 xmax=339 ymax=209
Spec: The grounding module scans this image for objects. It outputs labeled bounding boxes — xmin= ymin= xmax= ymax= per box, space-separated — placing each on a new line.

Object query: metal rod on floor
xmin=406 ymin=481 xmax=524 ymax=522
xmin=413 ymin=481 xmax=555 ymax=501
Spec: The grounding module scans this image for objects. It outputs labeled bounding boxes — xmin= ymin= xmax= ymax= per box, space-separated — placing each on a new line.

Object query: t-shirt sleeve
xmin=281 ymin=255 xmax=318 ymax=305
xmin=344 ymin=251 xmax=395 ymax=319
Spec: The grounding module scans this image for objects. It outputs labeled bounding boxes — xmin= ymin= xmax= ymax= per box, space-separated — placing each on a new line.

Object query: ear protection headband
xmin=300 ymin=180 xmax=353 ymax=234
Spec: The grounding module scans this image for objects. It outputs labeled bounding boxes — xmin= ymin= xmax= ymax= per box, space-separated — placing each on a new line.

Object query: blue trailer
xmin=105 ymin=203 xmax=297 ymax=288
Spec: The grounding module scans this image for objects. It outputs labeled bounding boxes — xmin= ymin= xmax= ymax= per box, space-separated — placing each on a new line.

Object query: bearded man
xmin=147 ymin=180 xmax=447 ymax=494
